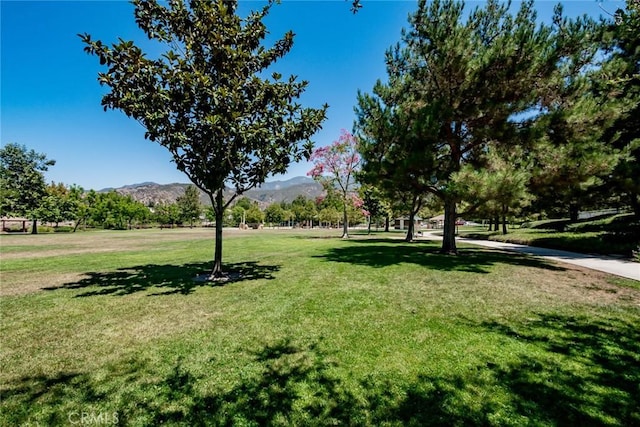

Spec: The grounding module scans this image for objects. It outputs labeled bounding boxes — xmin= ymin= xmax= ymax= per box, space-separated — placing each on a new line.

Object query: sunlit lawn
xmin=1 ymin=228 xmax=639 ymax=425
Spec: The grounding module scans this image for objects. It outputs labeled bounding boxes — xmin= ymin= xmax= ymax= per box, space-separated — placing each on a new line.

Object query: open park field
xmin=1 ymin=228 xmax=639 ymax=425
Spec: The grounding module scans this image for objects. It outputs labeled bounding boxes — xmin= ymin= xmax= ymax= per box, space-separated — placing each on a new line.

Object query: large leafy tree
xmin=81 ymin=0 xmax=327 ymax=278
xmin=264 ymin=203 xmax=285 ymax=227
xmin=0 ymin=143 xmax=55 ymax=234
xmin=358 ymin=0 xmax=596 ymax=253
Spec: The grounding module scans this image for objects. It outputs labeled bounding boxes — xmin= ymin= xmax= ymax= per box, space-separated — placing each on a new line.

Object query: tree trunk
xmin=341 ymin=199 xmax=349 ymax=239
xmin=488 ymin=217 xmax=493 ymax=231
xmin=367 ymin=215 xmax=372 ymax=235
xmin=630 ymin=194 xmax=640 ymax=219
xmin=384 ymin=215 xmax=390 ymax=232
xmin=501 ymin=205 xmax=508 ymax=235
xmin=569 ymin=203 xmax=579 ymax=222
xmin=31 ymin=219 xmax=38 ymax=234
xmin=211 ymin=192 xmax=224 ymax=278
xmin=405 ymin=214 xmax=415 ymax=242
xmin=441 ymin=198 xmax=457 ymax=254
xmin=405 ymin=194 xmax=420 ymax=242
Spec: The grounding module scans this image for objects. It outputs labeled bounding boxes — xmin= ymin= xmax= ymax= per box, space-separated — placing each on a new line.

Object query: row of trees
xmin=0 ymin=144 xmax=208 ymax=232
xmin=0 ymin=139 xmax=374 ymax=232
xmin=354 ymin=0 xmax=639 ymax=253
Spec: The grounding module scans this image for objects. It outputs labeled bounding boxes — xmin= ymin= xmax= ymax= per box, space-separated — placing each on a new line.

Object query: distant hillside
xmin=103 ymin=177 xmax=323 ymax=207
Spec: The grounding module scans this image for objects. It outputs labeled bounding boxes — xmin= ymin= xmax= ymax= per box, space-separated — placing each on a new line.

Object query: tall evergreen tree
xmin=598 ymin=0 xmax=640 ymax=217
xmin=357 ymin=0 xmax=596 ymax=253
xmin=527 ymin=14 xmax=620 ymax=221
xmin=356 ymin=80 xmax=437 ymax=242
xmin=81 ymin=0 xmax=327 ymax=278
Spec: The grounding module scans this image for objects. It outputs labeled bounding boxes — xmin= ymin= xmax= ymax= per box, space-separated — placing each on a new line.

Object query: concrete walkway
xmin=422 ymin=232 xmax=639 ymax=281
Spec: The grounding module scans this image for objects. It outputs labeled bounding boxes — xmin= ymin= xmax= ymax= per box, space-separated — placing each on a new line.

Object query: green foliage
xmin=453 ymin=147 xmax=533 ymax=234
xmin=290 ymin=195 xmax=317 ymax=226
xmin=264 ymin=203 xmax=285 ymax=226
xmin=176 ymin=185 xmax=202 ymax=227
xmin=80 ymin=0 xmax=327 ymax=275
xmin=356 ymin=0 xmax=591 ymax=252
xmin=565 ymin=213 xmax=638 ymax=232
xmin=0 ymin=143 xmax=55 ymax=232
xmin=87 ymin=191 xmax=150 ymax=230
xmin=245 ymin=205 xmax=264 ymax=225
xmin=230 ymin=205 xmax=246 ymax=227
xmin=234 ymin=197 xmax=253 ymax=211
xmin=598 ymin=0 xmax=640 ymax=217
xmin=153 ymin=202 xmax=181 ymax=228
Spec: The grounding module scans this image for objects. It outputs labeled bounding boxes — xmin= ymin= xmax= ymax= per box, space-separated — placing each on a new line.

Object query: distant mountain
xmin=107 ymin=182 xmax=200 ymax=206
xmin=255 ymin=176 xmax=315 ymax=191
xmin=245 ymin=177 xmax=322 ymax=206
xmin=103 ymin=177 xmax=323 ymax=207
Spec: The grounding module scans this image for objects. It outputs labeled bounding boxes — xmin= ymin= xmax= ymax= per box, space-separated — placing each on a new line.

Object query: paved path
xmin=422 ymin=232 xmax=639 ymax=281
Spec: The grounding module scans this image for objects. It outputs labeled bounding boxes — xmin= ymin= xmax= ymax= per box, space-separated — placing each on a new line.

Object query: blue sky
xmin=1 ymin=0 xmax=622 ymax=190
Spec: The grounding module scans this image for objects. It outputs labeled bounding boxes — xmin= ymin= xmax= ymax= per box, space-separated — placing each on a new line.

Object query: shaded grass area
xmin=1 ymin=230 xmax=639 ymax=425
xmin=459 ymin=227 xmax=639 ymax=257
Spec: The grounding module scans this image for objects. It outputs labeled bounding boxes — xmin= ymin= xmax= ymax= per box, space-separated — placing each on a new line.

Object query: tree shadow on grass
xmin=316 ymin=239 xmax=566 ymax=274
xmin=5 ymin=321 xmax=639 ymax=425
xmin=117 ymin=338 xmax=499 ymax=426
xmin=43 ymin=261 xmax=280 ymax=297
xmin=475 ymin=312 xmax=640 ymax=425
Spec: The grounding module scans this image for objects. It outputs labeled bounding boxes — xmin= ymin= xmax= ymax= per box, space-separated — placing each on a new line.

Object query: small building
xmin=394 ymin=216 xmax=422 ymax=230
xmin=429 ymin=214 xmax=445 ymax=229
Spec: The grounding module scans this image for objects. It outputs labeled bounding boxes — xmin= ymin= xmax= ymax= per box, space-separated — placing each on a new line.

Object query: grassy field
xmin=1 ymin=228 xmax=639 ymax=426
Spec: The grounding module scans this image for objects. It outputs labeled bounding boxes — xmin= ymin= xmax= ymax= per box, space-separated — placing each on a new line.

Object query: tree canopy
xmin=356 ymin=0 xmax=601 ymax=253
xmin=0 ymin=143 xmax=55 ymax=233
xmin=81 ymin=0 xmax=327 ymax=277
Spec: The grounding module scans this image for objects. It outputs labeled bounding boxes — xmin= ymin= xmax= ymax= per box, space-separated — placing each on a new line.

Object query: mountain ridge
xmin=102 ymin=177 xmax=323 ymax=207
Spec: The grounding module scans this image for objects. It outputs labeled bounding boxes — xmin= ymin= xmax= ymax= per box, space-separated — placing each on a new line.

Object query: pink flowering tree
xmin=308 ymin=130 xmax=361 ymax=238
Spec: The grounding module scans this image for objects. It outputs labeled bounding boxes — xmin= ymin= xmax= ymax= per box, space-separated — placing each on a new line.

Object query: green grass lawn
xmin=1 ymin=229 xmax=639 ymax=426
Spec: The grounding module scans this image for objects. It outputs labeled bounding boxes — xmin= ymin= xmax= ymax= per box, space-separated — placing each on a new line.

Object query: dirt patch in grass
xmin=0 ymin=272 xmax=88 ymax=297
xmin=0 ymin=228 xmax=220 ymax=259
xmin=520 ymin=261 xmax=640 ymax=308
